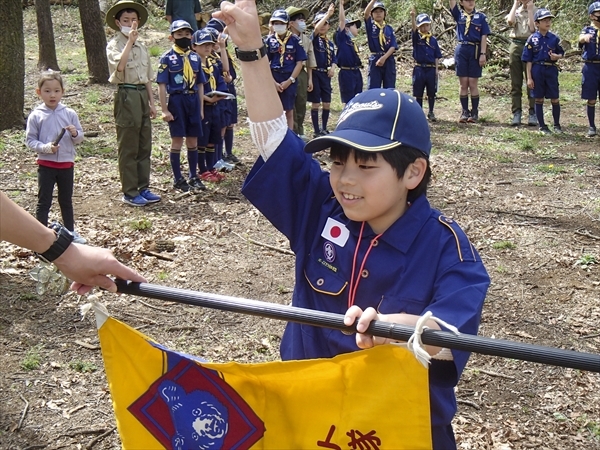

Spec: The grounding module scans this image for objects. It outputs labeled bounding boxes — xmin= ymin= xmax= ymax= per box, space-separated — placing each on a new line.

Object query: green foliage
xmin=21 ymin=344 xmax=43 ymax=370
xmin=69 ymin=360 xmax=97 ymax=373
xmin=492 ymin=241 xmax=516 ymax=250
xmin=130 ymin=217 xmax=153 ymax=231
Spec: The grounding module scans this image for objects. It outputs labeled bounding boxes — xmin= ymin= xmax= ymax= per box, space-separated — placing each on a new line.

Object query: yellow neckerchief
xmin=463 ymin=9 xmax=474 ymax=36
xmin=172 ymin=45 xmax=195 ymax=89
xmin=374 ymin=20 xmax=387 ymax=49
xmin=419 ymin=31 xmax=432 ymax=46
xmin=203 ymin=59 xmax=216 ymax=91
xmin=593 ymin=22 xmax=600 ymax=49
xmin=276 ymin=31 xmax=292 ymax=66
xmin=320 ymin=34 xmax=331 ymax=66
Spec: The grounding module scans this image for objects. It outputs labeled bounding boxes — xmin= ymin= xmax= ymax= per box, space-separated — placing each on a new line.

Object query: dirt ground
xmin=1 ymin=8 xmax=599 ymax=450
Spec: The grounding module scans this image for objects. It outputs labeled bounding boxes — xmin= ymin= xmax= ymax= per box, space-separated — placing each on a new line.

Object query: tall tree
xmin=79 ymin=0 xmax=109 ymax=83
xmin=0 ymin=0 xmax=25 ymax=130
xmin=36 ymin=0 xmax=60 ymax=71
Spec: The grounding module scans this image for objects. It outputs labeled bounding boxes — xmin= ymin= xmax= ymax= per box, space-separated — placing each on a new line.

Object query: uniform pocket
xmin=114 ymin=90 xmax=135 ymax=128
xmin=303 ymin=256 xmax=348 ymax=296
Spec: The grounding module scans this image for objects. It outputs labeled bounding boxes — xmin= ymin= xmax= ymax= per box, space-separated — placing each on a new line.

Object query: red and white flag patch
xmin=321 ymin=217 xmax=350 ymax=247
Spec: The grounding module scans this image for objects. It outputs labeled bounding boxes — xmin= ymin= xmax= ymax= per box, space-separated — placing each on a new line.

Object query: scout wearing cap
xmin=335 ymin=0 xmax=363 ymax=105
xmin=106 ymin=0 xmax=148 ymax=30
xmin=364 ymin=0 xmax=397 ymax=89
xmin=578 ymin=3 xmax=600 ymax=137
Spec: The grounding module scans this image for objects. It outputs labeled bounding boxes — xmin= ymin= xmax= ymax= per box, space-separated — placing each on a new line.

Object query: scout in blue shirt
xmin=265 ymin=9 xmax=307 ymax=130
xmin=578 ymin=2 xmax=600 ymax=137
xmin=213 ymin=3 xmax=490 ymax=448
xmin=522 ymin=8 xmax=564 ymax=134
xmin=411 ymin=8 xmax=443 ymax=122
xmin=157 ymin=20 xmax=207 ymax=192
xmin=449 ymin=0 xmax=491 ymax=123
xmin=309 ymin=6 xmax=338 ymax=137
xmin=364 ymin=0 xmax=397 ymax=89
xmin=334 ymin=0 xmax=363 ymax=106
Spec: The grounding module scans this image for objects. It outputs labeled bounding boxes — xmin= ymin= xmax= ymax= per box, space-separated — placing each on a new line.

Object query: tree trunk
xmin=36 ymin=0 xmax=60 ymax=71
xmin=0 ymin=0 xmax=25 ymax=130
xmin=79 ymin=0 xmax=109 ymax=84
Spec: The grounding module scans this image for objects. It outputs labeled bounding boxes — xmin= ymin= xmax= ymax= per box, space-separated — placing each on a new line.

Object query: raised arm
xmin=449 ymin=0 xmax=457 ymax=11
xmin=364 ymin=0 xmax=377 ymax=20
xmin=410 ymin=6 xmax=417 ymax=32
xmin=507 ymin=0 xmax=519 ymax=27
xmin=338 ymin=0 xmax=346 ymax=32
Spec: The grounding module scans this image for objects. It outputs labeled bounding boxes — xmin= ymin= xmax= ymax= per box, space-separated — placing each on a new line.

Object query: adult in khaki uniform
xmin=286 ymin=6 xmax=317 ymax=141
xmin=106 ymin=1 xmax=160 ymax=207
xmin=507 ymin=0 xmax=538 ymax=126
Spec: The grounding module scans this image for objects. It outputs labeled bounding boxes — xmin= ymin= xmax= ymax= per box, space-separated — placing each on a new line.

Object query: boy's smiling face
xmin=329 ymin=151 xmax=420 ymax=234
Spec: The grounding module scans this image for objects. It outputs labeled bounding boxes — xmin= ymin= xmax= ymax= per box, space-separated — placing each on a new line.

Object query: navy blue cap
xmin=270 ymin=9 xmax=289 ymax=23
xmin=304 ymin=89 xmax=432 ymax=156
xmin=534 ymin=8 xmax=554 ymax=21
xmin=589 ymin=1 xmax=600 ymax=14
xmin=372 ymin=2 xmax=386 ymax=12
xmin=170 ymin=19 xmax=193 ymax=33
xmin=416 ymin=13 xmax=432 ymax=27
xmin=206 ymin=17 xmax=226 ymax=33
xmin=192 ymin=29 xmax=215 ymax=45
xmin=313 ymin=12 xmax=329 ymax=24
xmin=204 ymin=26 xmax=220 ymax=41
xmin=344 ymin=18 xmax=362 ymax=29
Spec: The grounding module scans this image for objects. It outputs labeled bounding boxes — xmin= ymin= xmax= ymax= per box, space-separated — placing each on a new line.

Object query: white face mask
xmin=120 ymin=25 xmax=132 ymax=36
xmin=295 ymin=21 xmax=307 ymax=32
xmin=273 ymin=24 xmax=288 ymax=34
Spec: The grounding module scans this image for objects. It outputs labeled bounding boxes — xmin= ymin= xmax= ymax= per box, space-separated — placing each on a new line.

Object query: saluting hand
xmin=129 ymin=20 xmax=139 ymax=44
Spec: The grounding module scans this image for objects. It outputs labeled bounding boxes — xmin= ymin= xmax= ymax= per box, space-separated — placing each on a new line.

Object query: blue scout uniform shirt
xmin=335 ymin=28 xmax=362 ymax=68
xmin=580 ymin=25 xmax=600 ymax=60
xmin=265 ymin=31 xmax=307 ymax=72
xmin=365 ymin=17 xmax=398 ymax=54
xmin=242 ymin=131 xmax=490 ymax=429
xmin=157 ymin=47 xmax=205 ymax=93
xmin=207 ymin=53 xmax=229 ymax=92
xmin=522 ymin=31 xmax=564 ymax=63
xmin=412 ymin=31 xmax=443 ymax=64
xmin=312 ymin=33 xmax=338 ymax=69
xmin=450 ymin=5 xmax=491 ymax=42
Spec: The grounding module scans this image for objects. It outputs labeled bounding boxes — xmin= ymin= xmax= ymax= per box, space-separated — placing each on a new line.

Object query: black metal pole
xmin=115 ymin=280 xmax=600 ymax=373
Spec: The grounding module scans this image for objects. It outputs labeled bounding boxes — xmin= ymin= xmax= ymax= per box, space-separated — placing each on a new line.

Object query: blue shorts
xmin=367 ymin=54 xmax=396 ymax=89
xmin=454 ymin=43 xmax=482 ymax=78
xmin=272 ymin=71 xmax=298 ymax=111
xmin=412 ymin=65 xmax=437 ymax=99
xmin=167 ymin=92 xmax=202 ymax=138
xmin=223 ymin=82 xmax=238 ymax=125
xmin=530 ymin=64 xmax=559 ymax=99
xmin=307 ymin=70 xmax=333 ymax=103
xmin=338 ymin=68 xmax=363 ymax=104
xmin=198 ymin=104 xmax=222 ymax=147
xmin=581 ymin=62 xmax=600 ymax=100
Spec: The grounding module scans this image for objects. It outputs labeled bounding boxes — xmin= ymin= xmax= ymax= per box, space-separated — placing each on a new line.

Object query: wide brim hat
xmin=534 ymin=8 xmax=555 ymax=21
xmin=304 ymin=89 xmax=432 ymax=156
xmin=106 ymin=0 xmax=148 ymax=31
xmin=286 ymin=6 xmax=310 ymax=21
xmin=344 ymin=18 xmax=362 ymax=29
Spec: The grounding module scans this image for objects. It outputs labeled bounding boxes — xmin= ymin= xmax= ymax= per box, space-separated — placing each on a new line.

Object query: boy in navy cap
xmin=522 ymin=8 xmax=564 ymax=134
xmin=266 ymin=9 xmax=307 ymax=130
xmin=449 ymin=0 xmax=491 ymax=123
xmin=335 ymin=0 xmax=363 ymax=106
xmin=157 ymin=20 xmax=207 ymax=192
xmin=215 ymin=2 xmax=490 ymax=448
xmin=309 ymin=5 xmax=338 ymax=137
xmin=578 ymin=2 xmax=600 ymax=137
xmin=364 ymin=0 xmax=397 ymax=89
xmin=411 ymin=8 xmax=443 ymax=121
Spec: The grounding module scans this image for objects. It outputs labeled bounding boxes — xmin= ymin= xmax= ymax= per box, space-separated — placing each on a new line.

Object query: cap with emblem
xmin=304 ymin=89 xmax=431 ymax=156
xmin=344 ymin=18 xmax=362 ymax=29
xmin=534 ymin=8 xmax=554 ymax=22
xmin=105 ymin=0 xmax=148 ymax=31
xmin=313 ymin=12 xmax=329 ymax=24
xmin=270 ymin=9 xmax=290 ymax=23
xmin=416 ymin=13 xmax=432 ymax=27
xmin=589 ymin=2 xmax=600 ymax=14
xmin=192 ymin=28 xmax=216 ymax=45
xmin=170 ymin=19 xmax=193 ymax=34
xmin=372 ymin=2 xmax=386 ymax=13
xmin=206 ymin=18 xmax=226 ymax=33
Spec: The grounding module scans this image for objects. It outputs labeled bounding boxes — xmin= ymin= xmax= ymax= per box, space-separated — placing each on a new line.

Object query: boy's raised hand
xmin=214 ymin=0 xmax=263 ymax=50
xmin=129 ymin=20 xmax=139 ymax=44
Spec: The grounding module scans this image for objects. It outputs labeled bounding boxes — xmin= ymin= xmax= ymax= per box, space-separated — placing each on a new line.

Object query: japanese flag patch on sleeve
xmin=321 ymin=217 xmax=350 ymax=247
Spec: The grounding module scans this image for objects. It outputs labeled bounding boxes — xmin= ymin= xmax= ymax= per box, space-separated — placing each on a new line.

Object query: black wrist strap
xmin=235 ymin=44 xmax=268 ymax=62
xmin=38 ymin=223 xmax=74 ymax=263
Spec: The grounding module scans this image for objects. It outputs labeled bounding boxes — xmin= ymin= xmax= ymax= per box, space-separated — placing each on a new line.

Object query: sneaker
xmin=511 ymin=111 xmax=521 ymax=126
xmin=200 ymin=171 xmax=222 ymax=183
xmin=468 ymin=110 xmax=478 ymax=123
xmin=587 ymin=126 xmax=597 ymax=138
xmin=427 ymin=111 xmax=437 ymax=122
xmin=71 ymin=230 xmax=87 ymax=244
xmin=173 ymin=177 xmax=190 ymax=192
xmin=188 ymin=177 xmax=206 ymax=191
xmin=528 ymin=113 xmax=538 ymax=126
xmin=122 ymin=194 xmax=148 ymax=207
xmin=223 ymin=154 xmax=240 ymax=164
xmin=213 ymin=159 xmax=235 ymax=172
xmin=320 ymin=129 xmax=330 ymax=135
xmin=139 ymin=189 xmax=161 ymax=203
xmin=553 ymin=124 xmax=563 ymax=134
xmin=539 ymin=126 xmax=551 ymax=135
xmin=459 ymin=110 xmax=470 ymax=123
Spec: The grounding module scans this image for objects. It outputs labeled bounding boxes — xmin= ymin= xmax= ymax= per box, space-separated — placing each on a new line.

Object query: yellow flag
xmin=95 ymin=307 xmax=432 ymax=449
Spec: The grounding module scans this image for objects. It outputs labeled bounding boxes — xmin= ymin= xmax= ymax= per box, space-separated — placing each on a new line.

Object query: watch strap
xmin=38 ymin=223 xmax=74 ymax=263
xmin=235 ymin=44 xmax=268 ymax=62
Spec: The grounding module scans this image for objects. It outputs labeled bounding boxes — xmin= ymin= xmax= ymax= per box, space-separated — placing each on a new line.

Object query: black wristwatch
xmin=235 ymin=44 xmax=268 ymax=62
xmin=37 ymin=223 xmax=74 ymax=263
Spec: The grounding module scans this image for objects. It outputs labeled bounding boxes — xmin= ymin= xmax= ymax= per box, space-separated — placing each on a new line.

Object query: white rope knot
xmin=405 ymin=311 xmax=460 ymax=368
